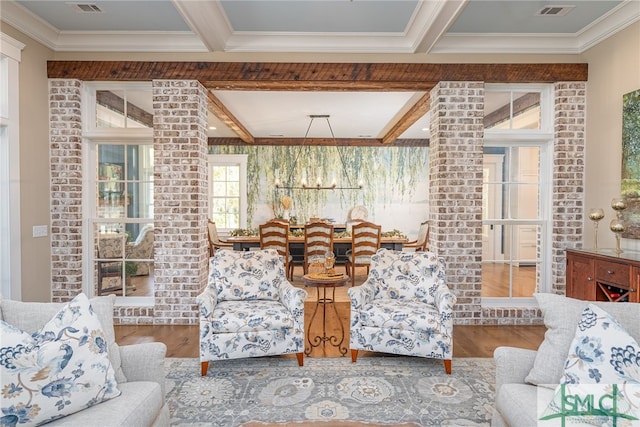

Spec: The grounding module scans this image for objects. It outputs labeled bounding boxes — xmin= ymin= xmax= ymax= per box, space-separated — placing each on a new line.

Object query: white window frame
xmin=482 ymin=84 xmax=554 ymax=308
xmin=0 ymin=33 xmax=24 ymax=300
xmin=207 ymin=154 xmax=248 ymax=233
xmin=83 ymin=82 xmax=154 ymax=307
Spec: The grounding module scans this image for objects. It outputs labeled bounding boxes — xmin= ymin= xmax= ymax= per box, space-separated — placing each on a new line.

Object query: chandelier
xmin=275 ymin=114 xmax=363 ymax=191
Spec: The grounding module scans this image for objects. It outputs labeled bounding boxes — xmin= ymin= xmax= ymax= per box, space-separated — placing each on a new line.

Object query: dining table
xmin=227 ymin=235 xmax=407 ymax=264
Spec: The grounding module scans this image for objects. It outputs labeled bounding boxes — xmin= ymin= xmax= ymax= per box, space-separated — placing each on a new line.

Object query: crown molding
xmin=1 ymin=0 xmax=206 ymax=52
xmin=52 ymin=31 xmax=207 ymax=52
xmin=432 ymin=0 xmax=640 ymax=55
xmin=1 ymin=0 xmax=60 ymax=50
xmin=575 ymin=0 xmax=640 ymax=53
xmin=431 ymin=33 xmax=582 ymax=55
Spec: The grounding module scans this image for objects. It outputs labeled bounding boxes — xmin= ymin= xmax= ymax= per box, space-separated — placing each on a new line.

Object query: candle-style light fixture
xmin=275 ymin=115 xmax=363 ymax=191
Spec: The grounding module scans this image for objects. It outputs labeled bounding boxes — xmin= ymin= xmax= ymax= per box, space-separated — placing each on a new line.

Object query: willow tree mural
xmin=209 ymin=144 xmax=429 ymax=232
xmin=621 ymin=88 xmax=640 ymax=238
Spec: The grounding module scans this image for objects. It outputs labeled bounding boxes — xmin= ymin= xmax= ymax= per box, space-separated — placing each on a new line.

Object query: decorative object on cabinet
xmin=610 ymin=198 xmax=627 ymax=254
xmin=565 ymin=248 xmax=639 ymax=303
xmin=587 ymin=208 xmax=604 ymax=251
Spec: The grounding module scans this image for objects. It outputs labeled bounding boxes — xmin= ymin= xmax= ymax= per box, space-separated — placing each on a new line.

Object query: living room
xmin=1 ymin=1 xmax=640 ymax=425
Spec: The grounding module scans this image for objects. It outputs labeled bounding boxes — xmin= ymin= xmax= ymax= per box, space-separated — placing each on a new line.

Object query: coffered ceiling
xmin=3 ymin=0 xmax=639 ymax=142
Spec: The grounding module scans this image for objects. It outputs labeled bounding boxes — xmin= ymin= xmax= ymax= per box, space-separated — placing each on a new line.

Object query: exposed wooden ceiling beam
xmin=208 ymin=137 xmax=429 ymax=147
xmin=206 ymin=91 xmax=254 ymax=143
xmin=382 ymin=93 xmax=431 ymax=144
xmin=47 ymin=61 xmax=588 ymax=87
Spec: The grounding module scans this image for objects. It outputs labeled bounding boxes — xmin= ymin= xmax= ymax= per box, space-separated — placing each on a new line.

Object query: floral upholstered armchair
xmin=196 ymin=249 xmax=307 ymax=376
xmin=348 ymin=249 xmax=456 ymax=374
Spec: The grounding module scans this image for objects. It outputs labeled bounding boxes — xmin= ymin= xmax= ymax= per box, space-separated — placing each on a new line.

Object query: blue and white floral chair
xmin=197 ymin=248 xmax=308 ymax=376
xmin=348 ymin=249 xmax=457 ymax=374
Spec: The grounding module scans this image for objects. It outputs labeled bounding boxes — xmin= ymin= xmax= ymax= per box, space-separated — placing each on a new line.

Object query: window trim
xmin=208 ymin=154 xmax=248 ymax=232
xmin=482 ymin=84 xmax=554 ymax=307
xmin=83 ymin=82 xmax=154 ymax=306
xmin=0 ymin=33 xmax=24 ymax=300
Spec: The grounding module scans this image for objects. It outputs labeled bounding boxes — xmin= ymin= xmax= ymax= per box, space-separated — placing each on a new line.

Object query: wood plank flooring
xmin=115 ymin=302 xmax=545 ymax=359
xmin=114 ymin=265 xmax=546 ymax=358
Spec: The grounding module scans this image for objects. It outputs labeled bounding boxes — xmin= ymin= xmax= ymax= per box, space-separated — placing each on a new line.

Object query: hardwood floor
xmin=115 ymin=302 xmax=545 ymax=359
xmin=114 ymin=264 xmax=546 ymax=358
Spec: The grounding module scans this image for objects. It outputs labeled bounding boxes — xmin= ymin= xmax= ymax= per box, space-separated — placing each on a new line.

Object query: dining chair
xmin=259 ymin=220 xmax=294 ymax=280
xmin=207 ymin=220 xmax=233 ymax=256
xmin=303 ymin=221 xmax=334 ymax=275
xmin=403 ymin=220 xmax=430 ymax=252
xmin=345 ymin=220 xmax=381 ymax=286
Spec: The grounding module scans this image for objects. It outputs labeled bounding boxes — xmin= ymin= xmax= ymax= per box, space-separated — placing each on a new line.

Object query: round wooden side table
xmin=303 ymin=273 xmax=349 ymax=356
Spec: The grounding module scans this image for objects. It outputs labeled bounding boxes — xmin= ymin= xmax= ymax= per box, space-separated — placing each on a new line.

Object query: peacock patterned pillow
xmin=0 ymin=293 xmax=120 ymax=425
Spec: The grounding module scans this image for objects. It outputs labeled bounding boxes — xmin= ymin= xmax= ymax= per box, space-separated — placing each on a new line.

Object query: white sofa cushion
xmin=0 ymin=293 xmax=120 ymax=425
xmin=525 ymin=293 xmax=640 ymax=386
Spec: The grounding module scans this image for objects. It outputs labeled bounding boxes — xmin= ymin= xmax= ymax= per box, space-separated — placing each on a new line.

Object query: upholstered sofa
xmin=0 ymin=294 xmax=169 ymax=426
xmin=492 ymin=293 xmax=640 ymax=427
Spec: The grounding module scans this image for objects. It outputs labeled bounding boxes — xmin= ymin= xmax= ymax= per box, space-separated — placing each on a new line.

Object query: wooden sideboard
xmin=566 ymin=248 xmax=639 ymax=302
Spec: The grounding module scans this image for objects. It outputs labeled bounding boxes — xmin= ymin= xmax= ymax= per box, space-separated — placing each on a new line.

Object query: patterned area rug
xmin=165 ymin=357 xmax=495 ymax=426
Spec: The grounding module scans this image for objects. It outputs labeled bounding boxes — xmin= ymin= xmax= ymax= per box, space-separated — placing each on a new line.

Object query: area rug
xmin=165 ymin=357 xmax=495 ymax=426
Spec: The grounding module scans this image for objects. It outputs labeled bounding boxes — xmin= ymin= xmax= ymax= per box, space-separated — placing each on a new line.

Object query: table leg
xmin=304 ymin=285 xmax=347 ymax=356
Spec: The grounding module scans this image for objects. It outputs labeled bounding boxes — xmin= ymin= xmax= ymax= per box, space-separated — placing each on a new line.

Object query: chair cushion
xmin=210 ymin=249 xmax=287 ymax=301
xmin=358 ymin=299 xmax=441 ymax=331
xmin=208 ymin=300 xmax=296 ymax=333
xmin=369 ymin=249 xmax=445 ymax=303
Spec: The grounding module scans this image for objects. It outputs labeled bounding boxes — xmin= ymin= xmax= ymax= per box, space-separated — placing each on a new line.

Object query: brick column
xmin=428 ymin=82 xmax=485 ymax=325
xmin=49 ymin=79 xmax=83 ymax=302
xmin=552 ymin=82 xmax=586 ymax=294
xmin=152 ymin=80 xmax=209 ymax=324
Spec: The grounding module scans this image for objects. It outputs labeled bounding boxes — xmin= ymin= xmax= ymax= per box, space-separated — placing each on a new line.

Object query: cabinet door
xmin=566 ymin=253 xmax=596 ymax=300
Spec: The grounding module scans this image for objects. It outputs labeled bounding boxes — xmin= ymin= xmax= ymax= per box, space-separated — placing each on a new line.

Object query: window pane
xmin=96 ymin=89 xmax=152 ymax=129
xmin=93 ymin=142 xmax=153 ymax=298
xmin=227 ymin=182 xmax=240 ymax=197
xmin=485 ymin=91 xmax=541 ymax=130
xmin=512 ymin=92 xmax=540 ymax=130
xmin=212 ymin=182 xmax=226 ymax=196
xmin=212 ymin=166 xmax=226 ymax=181
xmin=227 ymin=166 xmax=239 ymax=181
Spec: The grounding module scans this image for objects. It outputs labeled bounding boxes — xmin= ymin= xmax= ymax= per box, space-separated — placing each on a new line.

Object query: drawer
xmin=596 ymin=260 xmax=630 ymax=288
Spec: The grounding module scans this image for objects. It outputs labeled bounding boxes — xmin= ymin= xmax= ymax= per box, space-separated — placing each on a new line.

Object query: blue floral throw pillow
xmin=0 ymin=293 xmax=120 ymax=425
xmin=561 ymin=303 xmax=640 ymax=385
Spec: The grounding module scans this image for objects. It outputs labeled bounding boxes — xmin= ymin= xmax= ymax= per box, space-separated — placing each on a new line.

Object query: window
xmin=208 ymin=154 xmax=248 ymax=231
xmin=0 ymin=34 xmax=24 ymax=299
xmin=84 ymin=83 xmax=153 ymax=304
xmin=482 ymin=85 xmax=553 ymax=306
